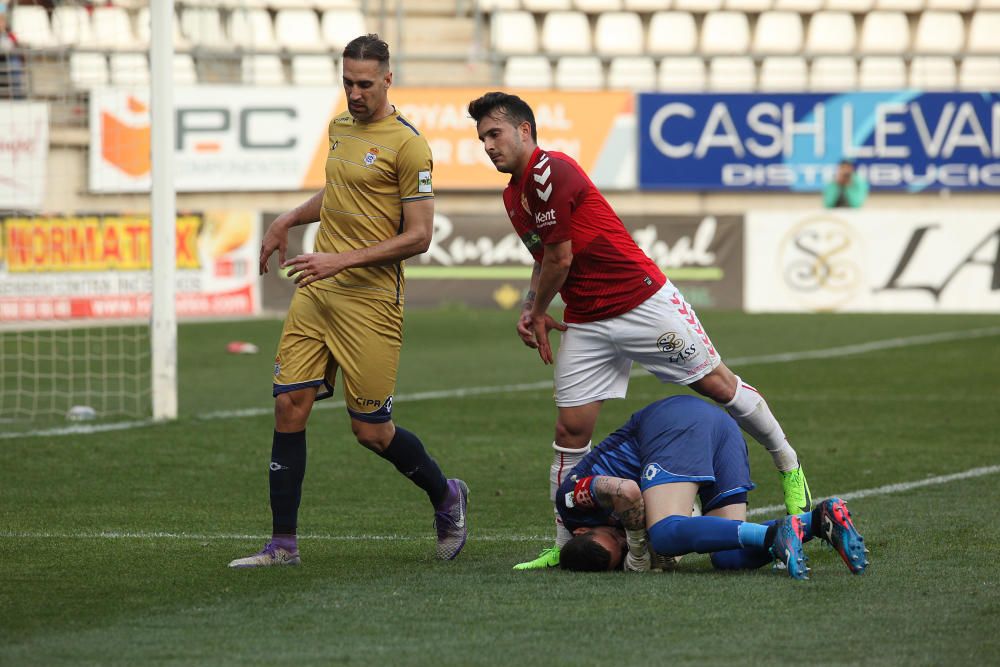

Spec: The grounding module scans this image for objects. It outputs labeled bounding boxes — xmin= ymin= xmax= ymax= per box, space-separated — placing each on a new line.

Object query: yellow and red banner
xmin=0 ymin=211 xmax=260 ymax=322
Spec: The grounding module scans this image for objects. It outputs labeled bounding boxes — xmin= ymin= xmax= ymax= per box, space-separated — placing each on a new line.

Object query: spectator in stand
xmin=0 ymin=3 xmax=25 ymax=99
xmin=823 ymin=160 xmax=868 ymax=209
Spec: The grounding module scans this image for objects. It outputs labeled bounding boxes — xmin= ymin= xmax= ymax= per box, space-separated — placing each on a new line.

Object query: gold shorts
xmin=272 ymin=287 xmax=402 ymax=423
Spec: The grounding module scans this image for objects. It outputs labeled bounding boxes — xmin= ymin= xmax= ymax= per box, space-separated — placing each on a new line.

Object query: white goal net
xmin=1 ymin=0 xmax=174 ymax=432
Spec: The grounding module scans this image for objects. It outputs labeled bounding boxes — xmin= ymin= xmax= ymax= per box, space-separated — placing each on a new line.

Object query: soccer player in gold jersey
xmin=229 ymin=35 xmax=468 ymax=568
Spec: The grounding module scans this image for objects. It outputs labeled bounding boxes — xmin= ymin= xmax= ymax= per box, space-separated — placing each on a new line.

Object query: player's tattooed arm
xmin=592 ymin=476 xmax=645 ymax=531
xmin=523 ymin=262 xmax=542 ymax=311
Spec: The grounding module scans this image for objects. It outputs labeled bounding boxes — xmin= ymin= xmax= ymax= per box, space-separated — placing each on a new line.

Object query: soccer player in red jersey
xmin=467 ymin=92 xmax=812 ymax=570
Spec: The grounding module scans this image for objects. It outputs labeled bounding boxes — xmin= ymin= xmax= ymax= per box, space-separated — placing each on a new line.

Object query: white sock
xmin=550 ymin=441 xmax=591 ymax=548
xmin=724 ymin=377 xmax=799 ymax=472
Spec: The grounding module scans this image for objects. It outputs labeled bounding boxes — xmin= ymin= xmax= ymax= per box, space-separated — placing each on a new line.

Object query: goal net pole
xmin=150 ymin=0 xmax=177 ymax=421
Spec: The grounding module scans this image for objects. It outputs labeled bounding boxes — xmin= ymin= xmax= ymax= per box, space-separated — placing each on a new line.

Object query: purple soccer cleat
xmin=228 ymin=541 xmax=301 ymax=569
xmin=434 ymin=479 xmax=469 ymax=560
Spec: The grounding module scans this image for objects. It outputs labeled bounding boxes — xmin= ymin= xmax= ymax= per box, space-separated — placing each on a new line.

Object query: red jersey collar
xmin=510 ymin=146 xmax=545 ymax=189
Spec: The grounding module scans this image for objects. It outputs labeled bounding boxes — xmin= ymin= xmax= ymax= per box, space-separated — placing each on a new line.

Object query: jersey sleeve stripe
xmin=395 ymin=115 xmax=420 ymax=135
xmin=400 ymin=195 xmax=434 ymax=202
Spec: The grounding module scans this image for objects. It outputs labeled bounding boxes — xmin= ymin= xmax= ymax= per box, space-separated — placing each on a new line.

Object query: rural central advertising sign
xmin=259 ymin=212 xmax=741 ymax=310
xmin=744 ymin=210 xmax=1000 ymax=313
xmin=0 ymin=211 xmax=260 ymax=322
xmin=0 ymin=101 xmax=49 ymax=211
xmin=638 ymin=92 xmax=1000 ymax=191
xmin=89 ymin=87 xmax=634 ymax=193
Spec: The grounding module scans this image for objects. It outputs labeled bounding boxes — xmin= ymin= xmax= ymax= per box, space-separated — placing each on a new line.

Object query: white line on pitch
xmin=3 ymin=464 xmax=997 ymax=543
xmin=7 ymin=325 xmax=1000 ymax=439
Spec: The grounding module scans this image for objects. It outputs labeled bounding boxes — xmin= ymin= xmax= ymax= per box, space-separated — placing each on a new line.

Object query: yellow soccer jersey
xmin=313 ymin=108 xmax=434 ymax=304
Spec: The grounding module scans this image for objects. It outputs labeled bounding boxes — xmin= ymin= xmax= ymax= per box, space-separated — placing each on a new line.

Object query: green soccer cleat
xmin=780 ymin=465 xmax=812 ymax=515
xmin=513 ymin=546 xmax=560 ymax=570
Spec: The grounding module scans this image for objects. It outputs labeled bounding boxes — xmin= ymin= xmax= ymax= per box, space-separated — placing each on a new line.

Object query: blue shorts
xmin=638 ymin=417 xmax=755 ymax=512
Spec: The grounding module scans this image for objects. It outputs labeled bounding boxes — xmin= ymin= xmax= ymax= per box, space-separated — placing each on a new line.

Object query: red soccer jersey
xmin=502 ymin=147 xmax=665 ymax=324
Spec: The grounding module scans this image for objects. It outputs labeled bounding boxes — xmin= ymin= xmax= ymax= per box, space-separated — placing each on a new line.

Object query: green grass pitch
xmin=2 ymin=307 xmax=1000 ymax=665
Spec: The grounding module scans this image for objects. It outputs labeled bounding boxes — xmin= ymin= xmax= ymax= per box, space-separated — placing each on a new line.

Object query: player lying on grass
xmin=556 ymin=395 xmax=869 ymax=579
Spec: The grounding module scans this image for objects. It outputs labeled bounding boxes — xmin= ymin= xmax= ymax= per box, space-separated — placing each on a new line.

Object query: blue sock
xmin=648 ymin=515 xmax=744 ymax=556
xmin=377 ymin=426 xmax=448 ymax=508
xmin=711 ymin=548 xmax=773 ymax=570
xmin=737 ymin=522 xmax=769 ymax=548
xmin=270 ymin=429 xmax=306 ymax=536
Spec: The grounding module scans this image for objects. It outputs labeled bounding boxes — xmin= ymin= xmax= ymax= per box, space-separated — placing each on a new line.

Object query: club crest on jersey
xmin=644 ymin=463 xmax=665 ymax=481
xmin=520 ymin=192 xmax=530 ymax=215
xmin=364 ymin=147 xmax=379 ymax=166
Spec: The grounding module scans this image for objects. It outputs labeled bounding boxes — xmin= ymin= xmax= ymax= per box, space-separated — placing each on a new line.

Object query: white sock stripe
xmin=6 ymin=464 xmax=997 ymax=542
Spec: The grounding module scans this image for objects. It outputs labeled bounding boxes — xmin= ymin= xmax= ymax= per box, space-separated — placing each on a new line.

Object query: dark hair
xmin=559 ymin=533 xmax=613 ymax=572
xmin=467 ymin=91 xmax=537 ymax=143
xmin=343 ymin=34 xmax=390 ymax=69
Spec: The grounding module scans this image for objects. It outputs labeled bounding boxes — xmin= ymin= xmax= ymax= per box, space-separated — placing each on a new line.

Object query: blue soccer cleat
xmin=816 ymin=497 xmax=869 ymax=575
xmin=770 ymin=515 xmax=810 ymax=580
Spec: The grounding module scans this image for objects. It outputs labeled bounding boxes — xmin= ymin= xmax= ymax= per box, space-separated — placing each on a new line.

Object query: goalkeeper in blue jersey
xmin=556 ymin=396 xmax=869 ymax=578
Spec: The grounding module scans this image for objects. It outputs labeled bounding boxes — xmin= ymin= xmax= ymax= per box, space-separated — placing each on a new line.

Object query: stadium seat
xmin=624 ymin=0 xmax=670 ymax=10
xmin=875 ymin=0 xmax=923 ymax=9
xmin=10 ymin=5 xmax=58 ymax=49
xmin=242 ymin=54 xmax=286 ymax=84
xmin=136 ymin=8 xmax=191 ymax=50
xmin=658 ymin=56 xmax=707 ymax=91
xmin=648 ymin=12 xmax=699 ymax=55
xmin=753 ymin=11 xmax=804 ymax=55
xmin=52 ymin=5 xmax=97 ymax=48
xmin=173 ymin=53 xmax=198 ymax=84
xmin=314 ymin=0 xmax=365 ymax=9
xmin=69 ymin=52 xmax=109 ymax=89
xmin=959 ymin=56 xmax=1000 ymax=89
xmin=574 ymin=0 xmax=624 ymax=11
xmin=825 ymin=0 xmax=874 ymax=11
xmin=275 ymin=10 xmax=325 ymax=52
xmin=554 ymin=56 xmax=604 ymax=89
xmin=967 ymin=12 xmax=1000 ymax=54
xmin=321 ymin=9 xmax=366 ymax=51
xmin=909 ymin=56 xmax=956 ymax=89
xmin=541 ymin=11 xmax=592 ymax=54
xmin=181 ymin=7 xmax=230 ymax=50
xmin=503 ymin=56 xmax=554 ymax=87
xmin=773 ymin=0 xmax=823 ymax=11
xmin=926 ymin=0 xmax=973 ymax=9
xmin=805 ymin=12 xmax=856 ymax=55
xmin=858 ymin=11 xmax=910 ymax=54
xmin=674 ymin=0 xmax=724 ymax=11
xmin=91 ymin=7 xmax=139 ymax=51
xmin=110 ymin=53 xmax=150 ymax=86
xmin=859 ymin=56 xmax=907 ymax=88
xmin=726 ymin=0 xmax=772 ymax=10
xmin=595 ymin=12 xmax=644 ymax=55
xmin=228 ymin=8 xmax=278 ymax=51
xmin=708 ymin=56 xmax=756 ymax=90
xmin=291 ymin=54 xmax=337 ymax=85
xmin=759 ymin=56 xmax=808 ymax=90
xmin=490 ymin=11 xmax=539 ymax=55
xmin=700 ymin=12 xmax=751 ymax=55
xmin=913 ymin=11 xmax=964 ymax=54
xmin=607 ymin=56 xmax=657 ymax=89
xmin=809 ymin=56 xmax=857 ymax=90
xmin=523 ymin=0 xmax=572 ymax=10
xmin=479 ymin=0 xmax=523 ymax=10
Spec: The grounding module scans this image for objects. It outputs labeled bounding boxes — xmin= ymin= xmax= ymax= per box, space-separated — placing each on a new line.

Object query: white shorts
xmin=554 ymin=281 xmax=722 ymax=408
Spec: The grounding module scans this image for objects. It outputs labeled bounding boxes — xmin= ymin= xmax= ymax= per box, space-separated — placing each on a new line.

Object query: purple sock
xmin=272 ymin=534 xmax=298 ymax=552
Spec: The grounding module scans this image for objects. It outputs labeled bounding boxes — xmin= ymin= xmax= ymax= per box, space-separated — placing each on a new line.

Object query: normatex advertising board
xmin=638 ymin=92 xmax=1000 ymax=191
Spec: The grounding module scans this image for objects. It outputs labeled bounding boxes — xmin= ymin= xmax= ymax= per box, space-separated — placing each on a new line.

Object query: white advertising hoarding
xmin=0 ymin=102 xmax=49 ymax=210
xmin=745 ymin=210 xmax=1000 ymax=313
